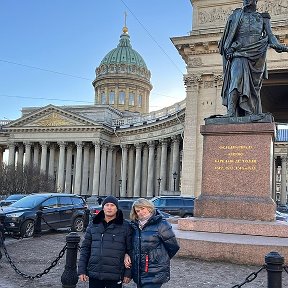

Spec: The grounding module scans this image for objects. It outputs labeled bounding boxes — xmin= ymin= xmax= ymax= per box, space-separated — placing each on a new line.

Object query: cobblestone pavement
xmin=0 ymin=230 xmax=288 ymax=288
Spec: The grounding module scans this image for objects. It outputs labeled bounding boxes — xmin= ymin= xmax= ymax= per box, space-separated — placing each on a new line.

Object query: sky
xmin=0 ymin=1 xmax=192 ymax=121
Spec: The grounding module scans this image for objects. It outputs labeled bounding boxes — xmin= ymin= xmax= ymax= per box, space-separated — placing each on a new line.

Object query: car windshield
xmin=6 ymin=194 xmax=25 ymax=201
xmin=10 ymin=195 xmax=47 ymax=208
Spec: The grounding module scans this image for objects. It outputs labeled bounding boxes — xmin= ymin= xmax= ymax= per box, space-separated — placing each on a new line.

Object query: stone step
xmin=173 ymin=224 xmax=288 ymax=265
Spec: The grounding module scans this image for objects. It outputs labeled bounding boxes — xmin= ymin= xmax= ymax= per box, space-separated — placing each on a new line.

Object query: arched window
xmin=138 ymin=95 xmax=142 ymax=107
xmin=129 ymin=92 xmax=135 ymax=106
xmin=101 ymin=92 xmax=106 ymax=104
xmin=119 ymin=91 xmax=125 ymax=104
xmin=109 ymin=91 xmax=115 ymax=104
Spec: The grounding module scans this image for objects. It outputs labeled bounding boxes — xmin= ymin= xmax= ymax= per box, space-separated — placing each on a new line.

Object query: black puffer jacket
xmin=130 ymin=210 xmax=180 ymax=286
xmin=78 ymin=210 xmax=132 ymax=281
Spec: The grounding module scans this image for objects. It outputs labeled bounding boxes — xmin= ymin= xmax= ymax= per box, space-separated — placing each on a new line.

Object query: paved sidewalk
xmin=0 ymin=230 xmax=288 ymax=288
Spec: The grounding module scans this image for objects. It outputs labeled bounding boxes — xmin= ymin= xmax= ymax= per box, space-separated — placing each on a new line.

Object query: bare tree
xmin=0 ymin=164 xmax=56 ymax=196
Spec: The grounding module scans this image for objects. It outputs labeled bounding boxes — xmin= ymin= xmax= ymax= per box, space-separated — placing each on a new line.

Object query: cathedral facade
xmin=0 ymin=0 xmax=288 ymax=205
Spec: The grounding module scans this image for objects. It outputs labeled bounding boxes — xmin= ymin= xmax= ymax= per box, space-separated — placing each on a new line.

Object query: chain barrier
xmin=284 ymin=265 xmax=288 ymax=274
xmin=40 ymin=215 xmax=58 ymax=230
xmin=1 ymin=232 xmax=67 ymax=280
xmin=231 ymin=265 xmax=266 ymax=288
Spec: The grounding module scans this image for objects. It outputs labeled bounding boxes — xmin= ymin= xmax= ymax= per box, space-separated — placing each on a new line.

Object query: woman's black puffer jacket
xmin=130 ymin=210 xmax=179 ymax=286
xmin=78 ymin=210 xmax=132 ymax=281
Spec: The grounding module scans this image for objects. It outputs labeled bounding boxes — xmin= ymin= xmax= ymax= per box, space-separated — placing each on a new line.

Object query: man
xmin=219 ymin=0 xmax=288 ymax=117
xmin=78 ymin=195 xmax=132 ymax=288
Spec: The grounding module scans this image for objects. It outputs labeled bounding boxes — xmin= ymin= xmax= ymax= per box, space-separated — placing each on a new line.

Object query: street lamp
xmin=173 ymin=172 xmax=177 ymax=192
xmin=119 ymin=179 xmax=122 ymax=200
xmin=157 ymin=177 xmax=161 ymax=196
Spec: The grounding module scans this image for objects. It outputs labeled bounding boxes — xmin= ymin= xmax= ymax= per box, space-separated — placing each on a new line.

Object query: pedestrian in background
xmin=124 ymin=198 xmax=179 ymax=288
xmin=78 ymin=195 xmax=132 ymax=288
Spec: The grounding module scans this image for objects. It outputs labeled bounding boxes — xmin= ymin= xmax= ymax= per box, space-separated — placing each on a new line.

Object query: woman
xmin=125 ymin=198 xmax=179 ymax=288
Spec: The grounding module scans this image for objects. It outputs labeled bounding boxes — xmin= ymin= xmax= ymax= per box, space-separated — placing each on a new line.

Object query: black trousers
xmin=89 ymin=278 xmax=122 ymax=288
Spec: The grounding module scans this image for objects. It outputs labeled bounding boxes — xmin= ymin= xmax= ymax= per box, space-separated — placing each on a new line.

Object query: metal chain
xmin=284 ymin=265 xmax=288 ymax=274
xmin=1 ymin=239 xmax=67 ymax=279
xmin=40 ymin=216 xmax=57 ymax=230
xmin=231 ymin=265 xmax=266 ymax=288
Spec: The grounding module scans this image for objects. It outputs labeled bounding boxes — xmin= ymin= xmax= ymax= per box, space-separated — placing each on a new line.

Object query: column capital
xmin=147 ymin=140 xmax=155 ymax=148
xmin=121 ymin=144 xmax=128 ymax=150
xmin=135 ymin=143 xmax=143 ymax=150
xmin=40 ymin=141 xmax=48 ymax=147
xmin=171 ymin=135 xmax=181 ymax=143
xmin=57 ymin=141 xmax=67 ymax=148
xmin=93 ymin=140 xmax=101 ymax=148
xmin=159 ymin=138 xmax=168 ymax=146
xmin=75 ymin=141 xmax=83 ymax=148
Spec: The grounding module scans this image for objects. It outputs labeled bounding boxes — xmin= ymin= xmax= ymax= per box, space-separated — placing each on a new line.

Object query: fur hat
xmin=102 ymin=195 xmax=119 ymax=209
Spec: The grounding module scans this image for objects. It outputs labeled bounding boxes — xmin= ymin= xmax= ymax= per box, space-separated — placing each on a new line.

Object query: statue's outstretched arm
xmin=263 ymin=13 xmax=288 ymax=52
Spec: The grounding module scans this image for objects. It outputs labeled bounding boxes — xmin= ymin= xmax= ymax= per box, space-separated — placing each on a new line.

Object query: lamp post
xmin=157 ymin=177 xmax=161 ymax=196
xmin=119 ymin=179 xmax=122 ymax=200
xmin=173 ymin=172 xmax=177 ymax=192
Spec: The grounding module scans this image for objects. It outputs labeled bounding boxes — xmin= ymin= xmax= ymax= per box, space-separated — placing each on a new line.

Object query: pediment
xmin=7 ymin=105 xmax=98 ymax=128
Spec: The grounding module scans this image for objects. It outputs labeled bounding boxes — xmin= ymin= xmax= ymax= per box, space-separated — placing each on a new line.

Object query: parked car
xmin=0 ymin=194 xmax=27 ymax=207
xmin=276 ymin=211 xmax=288 ymax=222
xmin=89 ymin=199 xmax=134 ymax=219
xmin=89 ymin=198 xmax=172 ymax=220
xmin=277 ymin=204 xmax=288 ymax=214
xmin=0 ymin=193 xmax=87 ymax=237
xmin=151 ymin=196 xmax=195 ymax=218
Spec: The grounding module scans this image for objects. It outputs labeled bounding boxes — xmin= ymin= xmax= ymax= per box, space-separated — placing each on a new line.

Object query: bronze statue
xmin=219 ymin=0 xmax=288 ymax=117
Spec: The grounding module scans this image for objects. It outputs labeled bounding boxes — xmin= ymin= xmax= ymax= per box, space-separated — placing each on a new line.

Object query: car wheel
xmin=20 ymin=220 xmax=35 ymax=238
xmin=72 ymin=217 xmax=84 ymax=232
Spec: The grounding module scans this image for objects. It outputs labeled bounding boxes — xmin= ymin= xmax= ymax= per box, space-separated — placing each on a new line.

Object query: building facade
xmin=0 ymin=0 xmax=288 ymax=204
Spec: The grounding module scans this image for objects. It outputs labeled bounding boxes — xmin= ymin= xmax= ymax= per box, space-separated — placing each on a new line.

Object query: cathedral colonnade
xmin=1 ymin=135 xmax=183 ymax=198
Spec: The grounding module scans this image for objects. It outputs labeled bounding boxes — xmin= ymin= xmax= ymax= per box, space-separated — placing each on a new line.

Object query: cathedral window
xmin=138 ymin=95 xmax=142 ymax=107
xmin=119 ymin=91 xmax=125 ymax=104
xmin=129 ymin=93 xmax=135 ymax=106
xmin=109 ymin=91 xmax=115 ymax=104
xmin=101 ymin=92 xmax=106 ymax=104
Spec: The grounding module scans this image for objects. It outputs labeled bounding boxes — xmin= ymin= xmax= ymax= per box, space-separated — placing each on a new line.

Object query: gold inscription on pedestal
xmin=214 ymin=145 xmax=257 ymax=171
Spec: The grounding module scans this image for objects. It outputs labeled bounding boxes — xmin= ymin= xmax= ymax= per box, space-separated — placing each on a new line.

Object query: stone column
xmin=120 ymin=145 xmax=128 ymax=198
xmin=92 ymin=141 xmax=101 ymax=195
xmin=40 ymin=142 xmax=48 ymax=173
xmin=147 ymin=141 xmax=155 ymax=198
xmin=8 ymin=142 xmax=15 ymax=167
xmin=170 ymin=135 xmax=180 ymax=191
xmin=0 ymin=146 xmax=4 ymax=164
xmin=160 ymin=139 xmax=168 ymax=193
xmin=74 ymin=142 xmax=83 ymax=195
xmin=17 ymin=144 xmax=24 ymax=169
xmin=89 ymin=149 xmax=94 ymax=195
xmin=57 ymin=142 xmax=66 ymax=192
xmin=48 ymin=144 xmax=56 ymax=178
xmin=105 ymin=146 xmax=113 ymax=195
xmin=24 ymin=142 xmax=32 ymax=167
xmin=155 ymin=143 xmax=161 ymax=196
xmin=99 ymin=144 xmax=107 ymax=195
xmin=111 ymin=149 xmax=117 ymax=197
xmin=65 ymin=144 xmax=73 ymax=193
xmin=141 ymin=145 xmax=148 ymax=197
xmin=281 ymin=156 xmax=287 ymax=205
xmin=81 ymin=144 xmax=90 ymax=195
xmin=33 ymin=143 xmax=40 ymax=167
xmin=133 ymin=143 xmax=142 ymax=197
xmin=127 ymin=145 xmax=135 ymax=197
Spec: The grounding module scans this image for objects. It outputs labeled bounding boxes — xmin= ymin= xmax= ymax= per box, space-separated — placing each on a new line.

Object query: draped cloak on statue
xmin=219 ymin=8 xmax=269 ymax=115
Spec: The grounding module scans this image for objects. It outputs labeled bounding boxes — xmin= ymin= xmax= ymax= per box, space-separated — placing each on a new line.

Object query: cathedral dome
xmin=96 ymin=27 xmax=151 ymax=81
xmin=93 ymin=26 xmax=152 ymax=114
xmin=100 ymin=29 xmax=147 ymax=69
